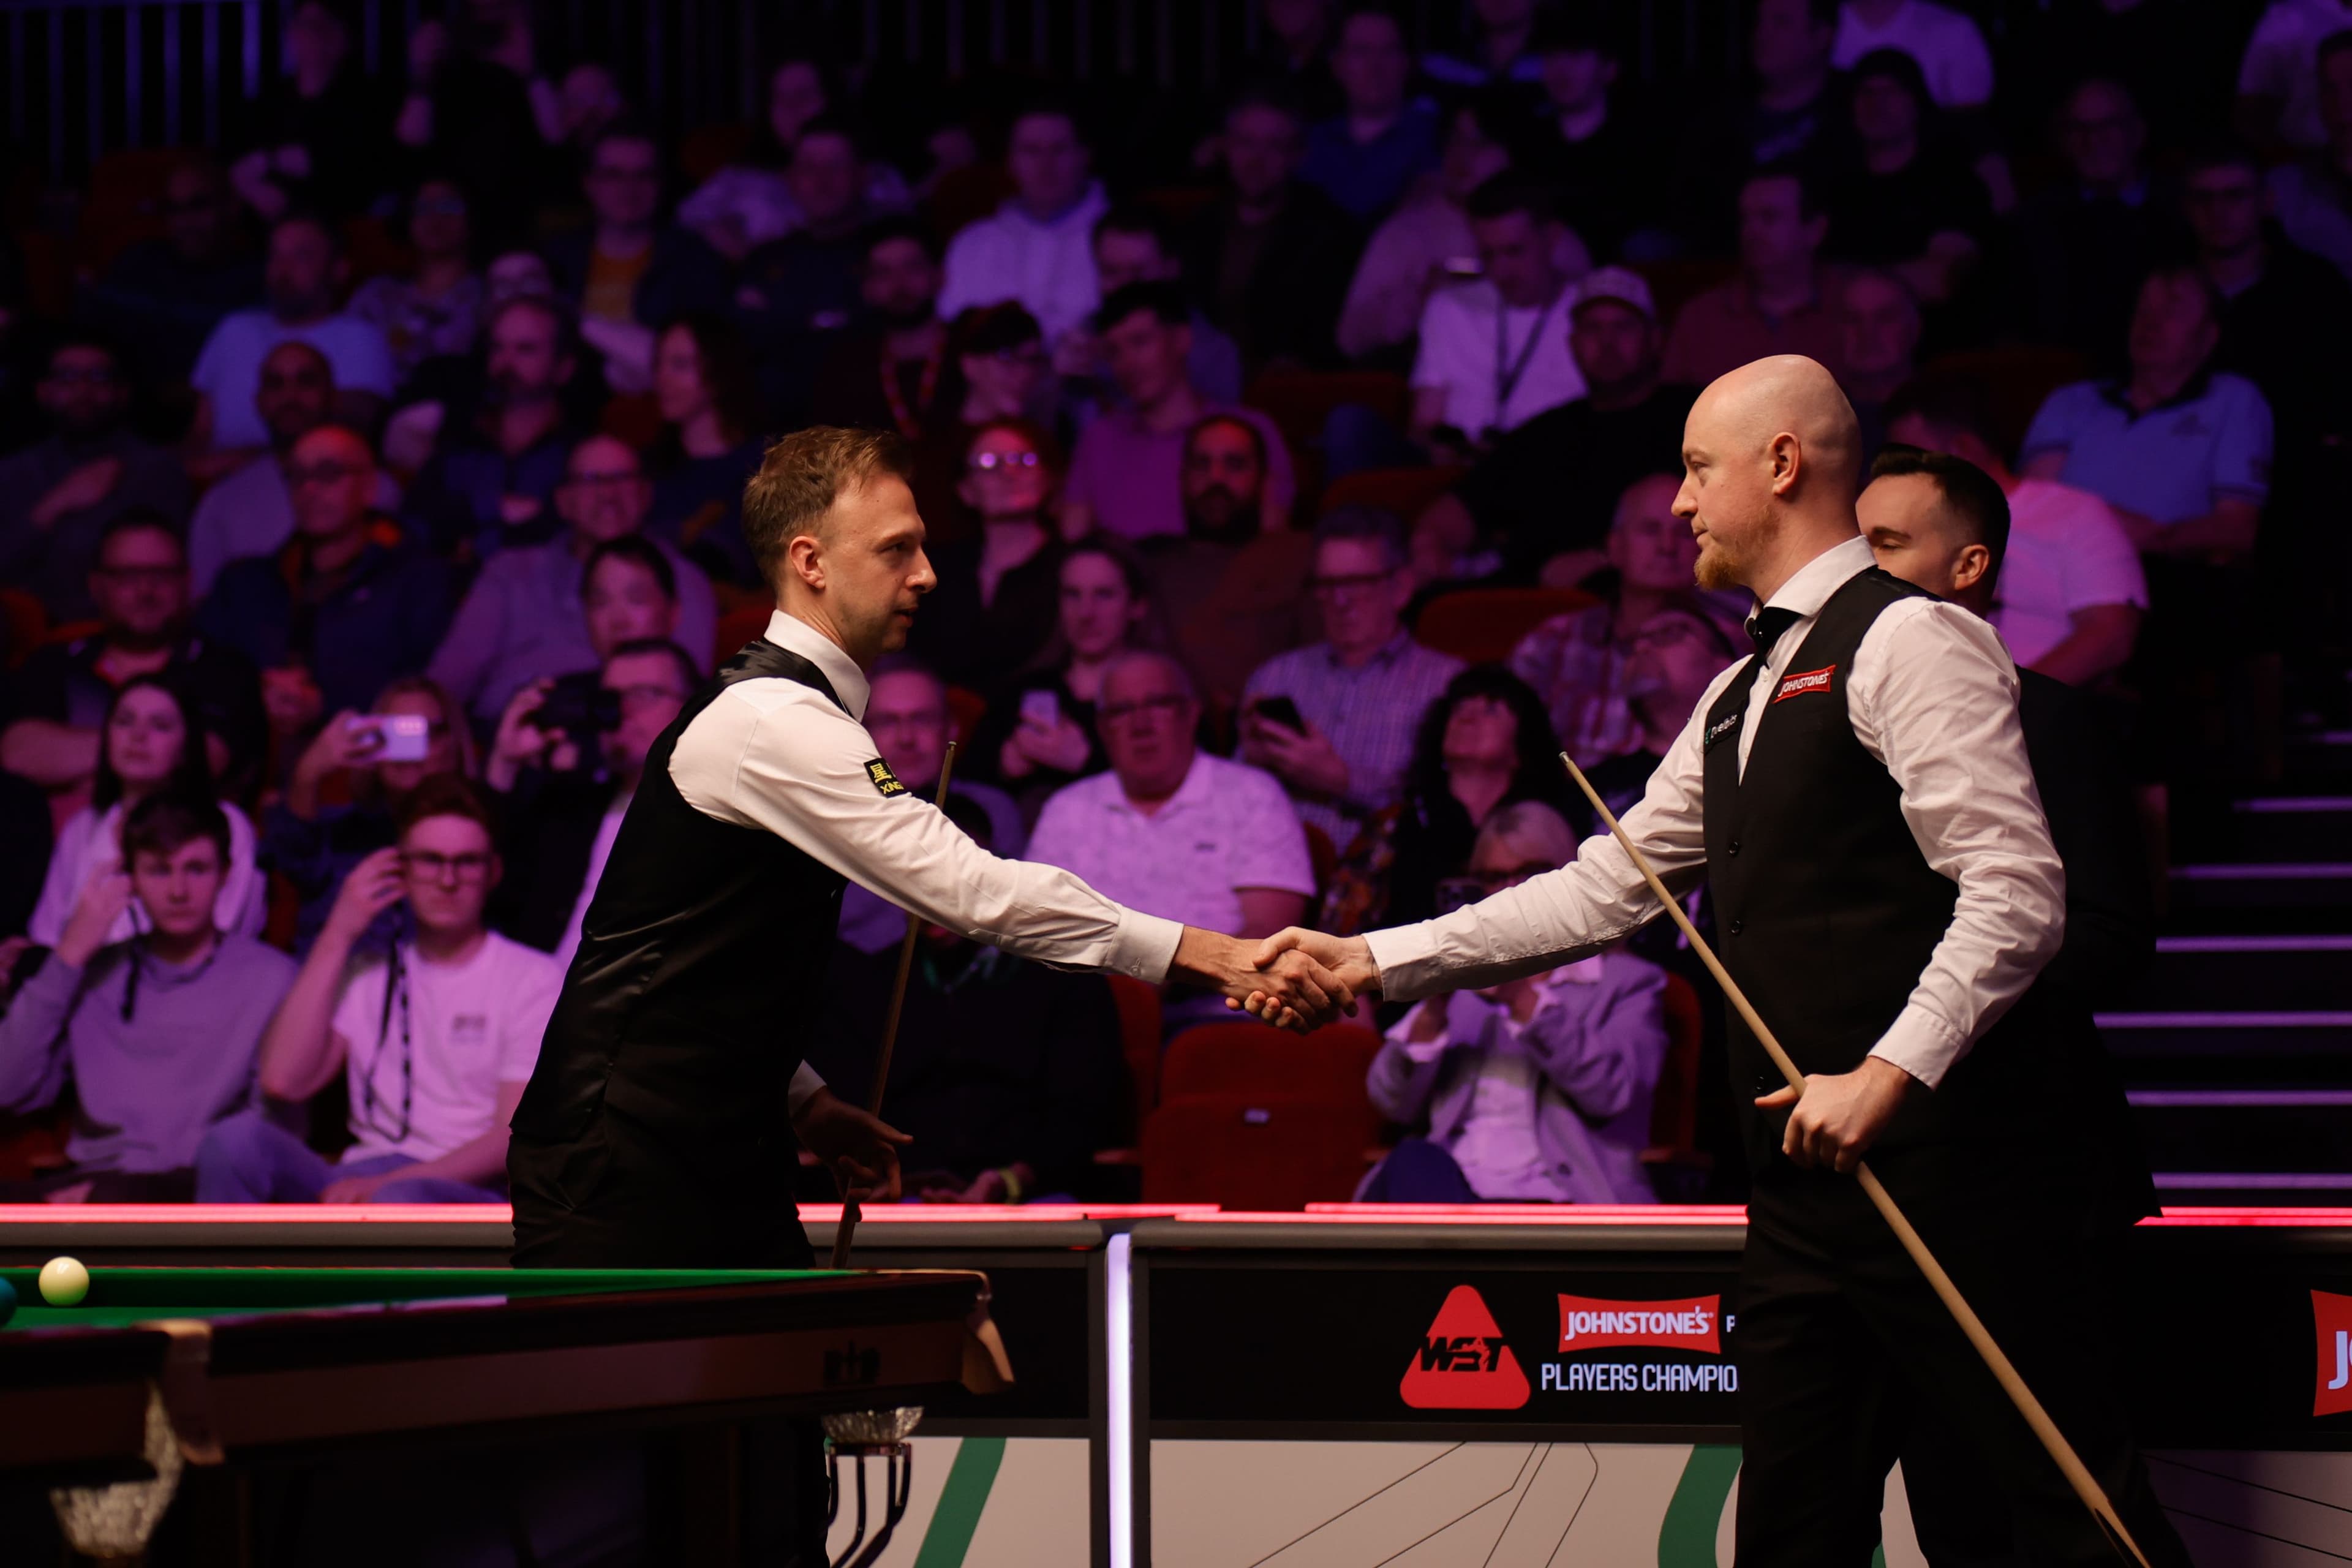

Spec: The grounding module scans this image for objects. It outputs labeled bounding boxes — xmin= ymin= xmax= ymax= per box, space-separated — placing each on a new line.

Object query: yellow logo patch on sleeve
xmin=865 ymin=759 xmax=908 ymax=797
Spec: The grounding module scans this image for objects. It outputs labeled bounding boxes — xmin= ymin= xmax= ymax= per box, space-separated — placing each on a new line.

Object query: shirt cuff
xmin=787 ymin=1062 xmax=826 ymax=1116
xmin=1107 ymin=908 xmax=1183 ymax=984
xmin=1362 ymin=923 xmax=1438 ymax=1003
xmin=1868 ymin=1003 xmax=1969 ymax=1091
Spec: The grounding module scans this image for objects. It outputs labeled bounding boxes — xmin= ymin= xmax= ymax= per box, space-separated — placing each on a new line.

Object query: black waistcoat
xmin=513 ymin=638 xmax=850 ymax=1155
xmin=1701 ymin=568 xmax=2063 ymax=1177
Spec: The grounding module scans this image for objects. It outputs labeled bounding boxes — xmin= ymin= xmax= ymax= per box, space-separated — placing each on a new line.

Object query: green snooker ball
xmin=38 ymin=1257 xmax=89 ymax=1307
xmin=0 ymin=1278 xmax=15 ymax=1326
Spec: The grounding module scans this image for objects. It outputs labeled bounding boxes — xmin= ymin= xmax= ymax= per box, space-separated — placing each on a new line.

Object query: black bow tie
xmin=1749 ymin=607 xmax=1801 ymax=657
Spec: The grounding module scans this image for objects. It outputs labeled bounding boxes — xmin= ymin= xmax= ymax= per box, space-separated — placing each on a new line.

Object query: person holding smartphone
xmin=196 ymin=775 xmax=562 ymax=1204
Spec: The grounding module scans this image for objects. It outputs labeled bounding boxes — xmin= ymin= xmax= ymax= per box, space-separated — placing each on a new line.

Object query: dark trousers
xmin=510 ymin=1107 xmax=829 ymax=1566
xmin=1733 ymin=1169 xmax=2192 ymax=1568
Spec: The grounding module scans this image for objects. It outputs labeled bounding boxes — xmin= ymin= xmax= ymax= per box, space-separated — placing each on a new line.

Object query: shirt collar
xmin=1323 ymin=629 xmax=1414 ymax=670
xmin=1750 ymin=533 xmax=1874 ymax=628
xmin=2096 ymin=366 xmax=2216 ymax=419
xmin=766 ymin=610 xmax=872 ymax=721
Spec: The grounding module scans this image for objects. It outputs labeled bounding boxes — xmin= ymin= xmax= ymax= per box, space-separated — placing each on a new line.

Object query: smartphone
xmin=1020 ymin=688 xmax=1062 ymax=729
xmin=1251 ymin=695 xmax=1306 ymax=736
xmin=348 ymin=713 xmax=432 ymax=763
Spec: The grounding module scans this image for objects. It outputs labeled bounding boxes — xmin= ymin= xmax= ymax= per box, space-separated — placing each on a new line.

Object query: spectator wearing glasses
xmin=1578 ymin=603 xmax=1747 ymax=824
xmin=76 ymin=157 xmax=263 ymax=384
xmin=266 ymin=675 xmax=473 ymax=957
xmin=429 ymin=434 xmax=715 ymax=731
xmin=912 ymin=420 xmax=1067 ymax=687
xmin=1359 ymin=799 xmax=1669 ymax=1205
xmin=1321 ymin=665 xmax=1577 ymax=936
xmin=0 ymin=331 xmax=190 ymax=624
xmin=347 ymin=176 xmax=485 ymax=385
xmin=198 ymin=425 xmax=453 ymax=731
xmin=978 ymin=537 xmax=1160 ymax=815
xmin=488 ymin=636 xmax=699 ymax=970
xmin=197 ymin=776 xmax=562 ymax=1204
xmin=188 ymin=341 xmax=401 ymax=598
xmin=0 ymin=796 xmax=296 ymax=1202
xmin=2 ymin=513 xmax=266 ymax=802
xmin=646 ymin=315 xmax=769 ymax=588
xmin=1240 ymin=508 xmax=1465 ymax=847
xmin=1027 ymin=650 xmax=1313 ymax=940
xmin=28 ymin=674 xmax=266 ymax=951
xmin=401 ymin=296 xmax=580 ymax=562
xmin=1060 ymin=282 xmax=1297 ymax=543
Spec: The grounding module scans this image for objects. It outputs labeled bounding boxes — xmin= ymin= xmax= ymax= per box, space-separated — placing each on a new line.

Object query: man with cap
xmin=1411 ymin=266 xmax=1699 ymax=584
xmin=1254 ymin=356 xmax=2191 ymax=1567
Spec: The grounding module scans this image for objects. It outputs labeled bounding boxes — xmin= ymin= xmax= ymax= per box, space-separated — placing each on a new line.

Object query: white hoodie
xmin=937 ymin=181 xmax=1112 ymax=345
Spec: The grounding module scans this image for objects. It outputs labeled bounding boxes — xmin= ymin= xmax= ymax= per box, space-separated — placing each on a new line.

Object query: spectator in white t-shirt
xmin=2236 ymin=0 xmax=2352 ymax=152
xmin=1027 ymin=650 xmax=1314 ymax=939
xmin=188 ymin=212 xmax=396 ymax=460
xmin=195 ymin=777 xmax=561 ymax=1204
xmin=1831 ymin=0 xmax=1993 ymax=108
xmin=1409 ymin=175 xmax=1588 ymax=453
xmin=1883 ymin=374 xmax=2145 ymax=685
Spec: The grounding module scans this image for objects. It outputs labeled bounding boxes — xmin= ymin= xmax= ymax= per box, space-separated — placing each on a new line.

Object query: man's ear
xmin=1767 ymin=432 xmax=1803 ymax=494
xmin=786 ymin=532 xmax=826 ymax=592
xmin=1952 ymin=542 xmax=1992 ymax=595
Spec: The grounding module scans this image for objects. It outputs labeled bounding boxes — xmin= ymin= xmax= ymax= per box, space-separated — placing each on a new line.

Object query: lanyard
xmin=1492 ymin=290 xmax=1560 ymax=431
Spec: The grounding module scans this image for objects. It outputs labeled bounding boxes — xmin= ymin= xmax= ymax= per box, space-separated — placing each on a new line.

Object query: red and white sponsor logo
xmin=1773 ymin=665 xmax=1836 ymax=703
xmin=2316 ymin=1290 xmax=2352 ymax=1418
xmin=1558 ymin=1294 xmax=1722 ymax=1355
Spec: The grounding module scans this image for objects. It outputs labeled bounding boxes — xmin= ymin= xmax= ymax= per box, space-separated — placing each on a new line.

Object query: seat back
xmin=1319 ymin=464 xmax=1465 ymax=521
xmin=1140 ymin=1096 xmax=1380 ymax=1208
xmin=1646 ymin=971 xmax=1706 ymax=1156
xmin=1104 ymin=974 xmax=1164 ymax=1140
xmin=1161 ymin=1020 xmax=1381 ymax=1106
xmin=1412 ymin=587 xmax=1599 ymax=666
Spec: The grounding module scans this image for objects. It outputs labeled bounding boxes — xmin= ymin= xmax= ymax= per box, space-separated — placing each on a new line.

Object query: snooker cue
xmin=1558 ymin=751 xmax=2153 ymax=1568
xmin=829 ymin=741 xmax=960 ymax=1271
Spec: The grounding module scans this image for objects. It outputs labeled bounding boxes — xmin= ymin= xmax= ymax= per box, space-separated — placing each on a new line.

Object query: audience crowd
xmin=2 ymin=0 xmax=2343 ymax=1208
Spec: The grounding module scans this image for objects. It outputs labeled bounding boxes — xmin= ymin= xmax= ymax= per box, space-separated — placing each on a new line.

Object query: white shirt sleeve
xmin=1360 ymin=662 xmax=1734 ymax=1001
xmin=670 ymin=679 xmax=1183 ymax=983
xmin=1847 ymin=599 xmax=2065 ymax=1087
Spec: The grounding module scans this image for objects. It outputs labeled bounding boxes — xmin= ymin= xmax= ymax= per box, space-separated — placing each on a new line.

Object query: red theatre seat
xmin=1140 ymin=1097 xmax=1381 ymax=1209
xmin=1160 ymin=1020 xmax=1381 ymax=1105
xmin=1414 ymin=587 xmax=1598 ymax=666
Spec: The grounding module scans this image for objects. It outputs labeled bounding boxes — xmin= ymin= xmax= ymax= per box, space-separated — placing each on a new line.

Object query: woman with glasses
xmin=347 ymin=176 xmax=485 ymax=383
xmin=1358 ymin=799 xmax=1670 ymax=1205
xmin=197 ymin=775 xmax=562 ymax=1205
xmin=1321 ymin=665 xmax=1580 ymax=935
xmin=29 ymin=675 xmax=266 ymax=950
xmin=911 ymin=419 xmax=1068 ymax=687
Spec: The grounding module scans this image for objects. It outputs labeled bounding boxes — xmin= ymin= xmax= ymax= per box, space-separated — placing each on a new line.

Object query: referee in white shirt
xmin=1257 ymin=358 xmax=2190 ymax=1566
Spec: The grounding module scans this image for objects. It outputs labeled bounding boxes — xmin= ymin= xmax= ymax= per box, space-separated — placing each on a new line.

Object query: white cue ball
xmin=39 ymin=1257 xmax=89 ymax=1306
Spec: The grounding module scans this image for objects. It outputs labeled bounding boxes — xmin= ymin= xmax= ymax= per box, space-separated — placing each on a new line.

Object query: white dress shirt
xmin=1363 ymin=535 xmax=2064 ymax=1090
xmin=667 ymin=611 xmax=1186 ymax=1108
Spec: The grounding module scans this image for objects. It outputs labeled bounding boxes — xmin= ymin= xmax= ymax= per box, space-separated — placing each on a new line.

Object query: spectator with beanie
xmin=3 ymin=514 xmax=265 ymax=800
xmin=1887 ymin=375 xmax=2144 ymax=686
xmin=0 ymin=331 xmax=189 ymax=623
xmin=1300 ymin=5 xmax=1442 ymax=224
xmin=1149 ymin=414 xmax=1319 ymax=710
xmin=1664 ymin=165 xmax=1850 ymax=387
xmin=1028 ymin=650 xmax=1313 ymax=939
xmin=29 ymin=675 xmax=266 ymax=949
xmin=1241 ymin=508 xmax=1464 ymax=846
xmin=0 ymin=796 xmax=295 ymax=1202
xmin=812 ymin=791 xmax=1122 ymax=1204
xmin=937 ymin=104 xmax=1109 ymax=349
xmin=1061 ymin=282 xmax=1297 ymax=542
xmin=399 ymin=297 xmax=579 ymax=561
xmin=188 ymin=211 xmax=394 ymax=458
xmin=1183 ymin=86 xmax=1363 ymax=371
xmin=1408 ymin=176 xmax=1588 ymax=453
xmin=201 ymin=425 xmax=452 ymax=729
xmin=198 ymin=776 xmax=562 ymax=1204
xmin=1322 ymin=666 xmax=1578 ymax=935
xmin=1360 ymin=799 xmax=1669 ymax=1205
xmin=979 ymin=537 xmax=1158 ymax=813
xmin=429 ymin=434 xmax=715 ymax=731
xmin=913 ymin=420 xmax=1066 ymax=687
xmin=544 ymin=124 xmax=730 ymax=391
xmin=1415 ymin=267 xmax=1696 ymax=584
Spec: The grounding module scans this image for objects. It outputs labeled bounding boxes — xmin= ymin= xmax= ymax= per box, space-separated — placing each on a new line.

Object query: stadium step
xmin=2220 ymin=796 xmax=2352 ymax=861
xmin=2125 ymin=935 xmax=2352 ymax=1011
xmin=2127 ymin=1090 xmax=2352 ymax=1174
xmin=2098 ymin=1010 xmax=2352 ymax=1085
xmin=2162 ymin=862 xmax=2352 ymax=933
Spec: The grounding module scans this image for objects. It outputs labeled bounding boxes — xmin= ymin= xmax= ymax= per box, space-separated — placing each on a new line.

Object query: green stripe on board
xmin=1658 ymin=1445 xmax=1743 ymax=1567
xmin=911 ymin=1437 xmax=1008 ymax=1568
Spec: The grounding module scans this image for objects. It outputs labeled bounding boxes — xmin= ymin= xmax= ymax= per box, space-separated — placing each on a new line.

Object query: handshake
xmin=1176 ymin=927 xmax=1385 ymax=1033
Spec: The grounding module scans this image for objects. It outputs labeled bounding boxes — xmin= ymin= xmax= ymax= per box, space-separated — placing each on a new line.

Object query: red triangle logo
xmin=1400 ymin=1285 xmax=1531 ymax=1409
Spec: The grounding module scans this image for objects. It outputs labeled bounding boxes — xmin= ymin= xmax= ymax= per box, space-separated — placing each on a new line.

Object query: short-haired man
xmin=1415 ymin=266 xmax=1698 ymax=584
xmin=2263 ymin=31 xmax=2352 ymax=281
xmin=810 ymin=217 xmax=961 ymax=440
xmin=1300 ymin=5 xmax=1442 ymax=223
xmin=1241 ymin=507 xmax=1465 ymax=846
xmin=1530 ymin=12 xmax=1670 ymax=261
xmin=1028 ymin=650 xmax=1314 ymax=939
xmin=1060 ymin=281 xmax=1298 ymax=541
xmin=734 ymin=117 xmax=878 ymax=422
xmin=2 ymin=513 xmax=266 ymax=798
xmin=937 ymin=105 xmax=1110 ymax=348
xmin=1085 ymin=205 xmax=1242 ymax=401
xmin=1838 ymin=266 xmax=1922 ymax=459
xmin=1664 ymin=167 xmax=1850 ymax=387
xmin=428 ymin=434 xmax=716 ymax=728
xmin=1886 ymin=374 xmax=2144 ymax=686
xmin=189 ymin=212 xmax=396 ymax=455
xmin=0 ymin=795 xmax=295 ymax=1201
xmin=198 ymin=777 xmax=564 ymax=1204
xmin=1409 ymin=176 xmax=1587 ymax=450
xmin=2012 ymin=77 xmax=2180 ymax=358
xmin=1149 ymin=415 xmax=1319 ymax=709
xmin=1678 ymin=0 xmax=1856 ymax=252
xmin=0 ymin=332 xmax=190 ymax=622
xmin=401 ymin=296 xmax=581 ymax=560
xmin=198 ymin=425 xmax=453 ymax=724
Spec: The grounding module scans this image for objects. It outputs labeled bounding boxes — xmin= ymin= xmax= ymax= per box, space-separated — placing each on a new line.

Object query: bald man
xmin=1256 ymin=356 xmax=2190 ymax=1566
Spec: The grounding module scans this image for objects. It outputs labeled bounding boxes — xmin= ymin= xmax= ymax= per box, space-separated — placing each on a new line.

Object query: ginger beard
xmin=1693 ymin=507 xmax=1779 ymax=592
